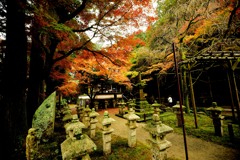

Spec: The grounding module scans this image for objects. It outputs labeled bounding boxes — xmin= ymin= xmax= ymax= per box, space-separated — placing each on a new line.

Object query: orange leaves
xmin=184 ymin=7 xmax=231 ymax=44
xmin=57 ymin=81 xmax=79 ymax=96
xmin=31 ymin=0 xmax=157 ymax=96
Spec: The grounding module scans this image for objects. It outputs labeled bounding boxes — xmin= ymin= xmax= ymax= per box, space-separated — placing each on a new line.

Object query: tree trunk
xmin=0 ymin=0 xmax=28 ymax=158
xmin=182 ymin=65 xmax=190 ymax=114
xmin=26 ymin=28 xmax=45 ymax=127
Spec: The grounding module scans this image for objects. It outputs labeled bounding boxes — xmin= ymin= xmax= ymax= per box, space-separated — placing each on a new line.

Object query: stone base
xmin=148 ymin=140 xmax=172 ymax=160
xmin=151 ymin=148 xmax=167 ymax=160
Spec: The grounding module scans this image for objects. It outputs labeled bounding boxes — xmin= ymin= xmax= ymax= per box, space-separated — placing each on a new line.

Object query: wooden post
xmin=156 ymin=76 xmax=161 ymax=103
xmin=173 ymin=43 xmax=188 ymax=160
xmin=228 ymin=61 xmax=240 ymax=126
xmin=228 ymin=123 xmax=234 ymax=142
xmin=227 ymin=71 xmax=236 ymax=121
xmin=231 ymin=70 xmax=240 ymax=125
xmin=188 ymin=64 xmax=198 ymax=129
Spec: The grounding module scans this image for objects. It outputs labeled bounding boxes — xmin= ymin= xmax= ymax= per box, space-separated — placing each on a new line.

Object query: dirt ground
xmin=96 ymin=108 xmax=240 ymax=160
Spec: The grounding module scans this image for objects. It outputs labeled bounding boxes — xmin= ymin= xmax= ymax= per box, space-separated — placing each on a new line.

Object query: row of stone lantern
xmin=62 ymin=100 xmax=176 ymax=160
xmin=60 ymin=104 xmax=104 ymax=160
xmin=60 ymin=105 xmax=119 ymax=158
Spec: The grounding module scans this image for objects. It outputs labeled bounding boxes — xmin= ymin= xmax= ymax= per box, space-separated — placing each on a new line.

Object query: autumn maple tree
xmin=26 ymin=0 xmax=156 ymax=125
xmin=129 ymin=0 xmax=240 ymax=111
xmin=53 ymin=33 xmax=146 ymax=96
xmin=0 ymin=0 xmax=156 ymax=158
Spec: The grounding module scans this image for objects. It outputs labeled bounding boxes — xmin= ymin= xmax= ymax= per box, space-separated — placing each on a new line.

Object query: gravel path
xmin=96 ymin=108 xmax=240 ymax=160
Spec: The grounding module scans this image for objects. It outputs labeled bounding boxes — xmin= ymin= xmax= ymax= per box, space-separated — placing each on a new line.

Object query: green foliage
xmin=60 ymin=98 xmax=68 ymax=106
xmin=157 ymin=0 xmax=177 ymax=18
xmin=126 ymin=71 xmax=139 ymax=78
xmin=160 ymin=112 xmax=240 ymax=149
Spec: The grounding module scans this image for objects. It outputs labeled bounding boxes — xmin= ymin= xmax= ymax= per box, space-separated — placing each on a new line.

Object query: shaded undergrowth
xmin=159 ymin=111 xmax=240 ymax=149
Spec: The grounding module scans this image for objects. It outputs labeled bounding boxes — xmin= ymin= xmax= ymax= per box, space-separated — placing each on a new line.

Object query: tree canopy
xmin=28 ymin=0 xmax=156 ymax=95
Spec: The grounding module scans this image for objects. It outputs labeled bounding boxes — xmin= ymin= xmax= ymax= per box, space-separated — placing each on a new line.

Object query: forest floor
xmin=96 ymin=108 xmax=240 ymax=160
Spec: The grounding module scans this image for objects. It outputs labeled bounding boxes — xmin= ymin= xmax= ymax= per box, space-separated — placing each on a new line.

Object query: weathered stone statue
xmin=26 ymin=128 xmax=38 ymax=160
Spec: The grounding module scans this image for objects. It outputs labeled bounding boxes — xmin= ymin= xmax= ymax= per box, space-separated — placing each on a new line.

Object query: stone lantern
xmin=83 ymin=105 xmax=92 ymax=128
xmin=94 ymin=101 xmax=99 ymax=111
xmin=64 ymin=114 xmax=86 ymax=139
xmin=207 ymin=102 xmax=224 ymax=136
xmin=112 ymin=99 xmax=117 ymax=108
xmin=76 ymin=104 xmax=84 ymax=122
xmin=102 ymin=111 xmax=115 ymax=155
xmin=104 ymin=100 xmax=109 ymax=109
xmin=172 ymin=101 xmax=186 ymax=127
xmin=144 ymin=114 xmax=173 ymax=160
xmin=117 ymin=99 xmax=126 ymax=116
xmin=89 ymin=108 xmax=100 ymax=138
xmin=152 ymin=100 xmax=161 ymax=115
xmin=61 ymin=115 xmax=96 ymax=160
xmin=62 ymin=106 xmax=73 ymax=125
xmin=128 ymin=99 xmax=136 ymax=110
xmin=123 ymin=108 xmax=140 ymax=147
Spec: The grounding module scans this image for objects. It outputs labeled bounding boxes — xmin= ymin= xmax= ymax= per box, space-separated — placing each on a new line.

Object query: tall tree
xmin=147 ymin=0 xmax=240 ymax=109
xmin=0 ymin=0 xmax=28 ymax=159
xmin=26 ymin=0 xmax=156 ymax=125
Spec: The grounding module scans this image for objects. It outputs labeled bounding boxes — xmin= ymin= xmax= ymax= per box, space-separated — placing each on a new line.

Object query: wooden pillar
xmin=228 ymin=61 xmax=240 ymax=125
xmin=156 ymin=76 xmax=161 ymax=103
xmin=188 ymin=64 xmax=198 ymax=129
xmin=227 ymin=71 xmax=236 ymax=121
